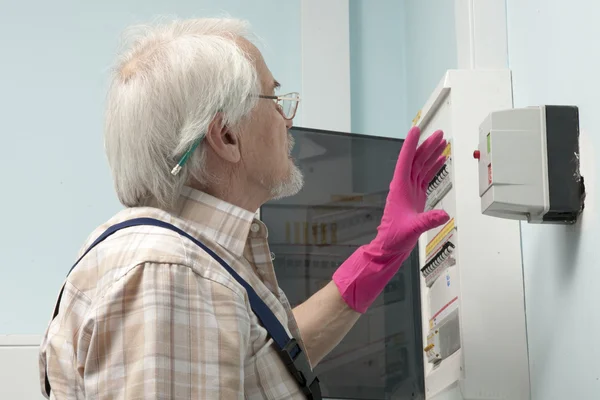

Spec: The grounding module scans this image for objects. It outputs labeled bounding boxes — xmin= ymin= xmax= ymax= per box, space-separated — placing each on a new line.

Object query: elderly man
xmin=40 ymin=18 xmax=449 ymax=400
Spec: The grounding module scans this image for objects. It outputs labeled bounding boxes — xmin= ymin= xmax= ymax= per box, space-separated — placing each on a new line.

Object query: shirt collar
xmin=171 ymin=186 xmax=260 ymax=257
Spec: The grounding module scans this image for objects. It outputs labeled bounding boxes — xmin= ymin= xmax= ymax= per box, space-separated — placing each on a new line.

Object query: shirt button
xmin=250 ymin=223 xmax=260 ymax=233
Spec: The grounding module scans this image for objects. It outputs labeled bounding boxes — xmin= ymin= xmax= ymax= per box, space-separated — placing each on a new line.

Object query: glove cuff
xmin=332 ymin=245 xmax=407 ymax=313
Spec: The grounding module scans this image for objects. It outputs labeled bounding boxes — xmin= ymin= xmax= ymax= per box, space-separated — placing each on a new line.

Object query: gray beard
xmin=269 ymin=162 xmax=304 ymax=200
xmin=269 ymin=132 xmax=303 ymax=200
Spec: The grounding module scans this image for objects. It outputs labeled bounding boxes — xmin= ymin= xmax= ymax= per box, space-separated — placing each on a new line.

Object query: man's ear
xmin=204 ymin=112 xmax=241 ymax=163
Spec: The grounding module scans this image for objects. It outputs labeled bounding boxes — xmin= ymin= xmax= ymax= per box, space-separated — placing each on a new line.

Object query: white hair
xmin=104 ymin=18 xmax=260 ymax=209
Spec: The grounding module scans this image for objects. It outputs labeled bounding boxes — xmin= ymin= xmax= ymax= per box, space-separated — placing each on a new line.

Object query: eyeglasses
xmin=258 ymin=92 xmax=300 ymax=120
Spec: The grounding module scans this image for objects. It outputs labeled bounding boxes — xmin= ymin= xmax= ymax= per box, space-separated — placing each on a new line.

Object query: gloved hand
xmin=333 ymin=126 xmax=450 ymax=313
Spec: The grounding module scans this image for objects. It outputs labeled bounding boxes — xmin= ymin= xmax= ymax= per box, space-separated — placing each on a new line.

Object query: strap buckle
xmin=279 ymin=339 xmax=322 ymax=400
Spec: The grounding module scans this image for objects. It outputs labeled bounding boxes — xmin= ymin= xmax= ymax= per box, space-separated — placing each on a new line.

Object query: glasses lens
xmin=282 ymin=101 xmax=293 ymax=119
xmin=281 ymin=93 xmax=299 ymax=119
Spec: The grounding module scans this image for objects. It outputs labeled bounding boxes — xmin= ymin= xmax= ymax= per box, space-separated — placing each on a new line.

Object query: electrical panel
xmin=414 ymin=70 xmax=530 ymax=400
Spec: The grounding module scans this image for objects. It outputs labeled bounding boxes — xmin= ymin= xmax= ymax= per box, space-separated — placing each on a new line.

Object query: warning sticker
xmin=443 ymin=142 xmax=452 ymax=157
xmin=426 ymin=218 xmax=455 ymax=256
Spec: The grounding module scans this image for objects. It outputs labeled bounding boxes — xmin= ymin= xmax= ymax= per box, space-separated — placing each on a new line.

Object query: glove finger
xmin=411 ymin=130 xmax=444 ymax=181
xmin=420 ymin=155 xmax=447 ymax=190
xmin=417 ymin=139 xmax=447 ymax=183
xmin=395 ymin=126 xmax=421 ymax=181
xmin=415 ymin=209 xmax=450 ymax=233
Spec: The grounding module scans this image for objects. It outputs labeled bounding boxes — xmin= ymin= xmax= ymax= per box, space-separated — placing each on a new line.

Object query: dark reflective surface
xmin=261 ymin=127 xmax=425 ymax=400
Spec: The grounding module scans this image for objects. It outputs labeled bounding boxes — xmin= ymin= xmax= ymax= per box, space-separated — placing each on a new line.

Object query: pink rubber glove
xmin=333 ymin=127 xmax=450 ymax=313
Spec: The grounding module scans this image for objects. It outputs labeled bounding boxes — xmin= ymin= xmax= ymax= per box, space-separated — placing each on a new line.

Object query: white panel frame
xmin=300 ymin=0 xmax=351 ymax=132
xmin=416 ymin=70 xmax=530 ymax=400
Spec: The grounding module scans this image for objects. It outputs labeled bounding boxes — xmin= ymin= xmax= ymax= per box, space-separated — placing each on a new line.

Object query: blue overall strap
xmin=45 ymin=217 xmax=321 ymax=400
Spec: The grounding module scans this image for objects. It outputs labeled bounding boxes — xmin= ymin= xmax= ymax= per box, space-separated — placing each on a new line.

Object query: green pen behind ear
xmin=171 ymin=135 xmax=204 ymax=176
xmin=172 ymin=110 xmax=222 ymax=176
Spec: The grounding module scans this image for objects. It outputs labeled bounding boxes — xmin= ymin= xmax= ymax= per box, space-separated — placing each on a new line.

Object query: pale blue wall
xmin=0 ymin=0 xmax=301 ymax=334
xmin=349 ymin=0 xmax=457 ymax=139
xmin=349 ymin=0 xmax=408 ymax=137
xmin=404 ymin=0 xmax=457 ymax=126
xmin=507 ymin=1 xmax=600 ymax=398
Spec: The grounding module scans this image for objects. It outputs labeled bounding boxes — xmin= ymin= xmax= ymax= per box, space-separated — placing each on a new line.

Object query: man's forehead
xmin=235 ymin=37 xmax=276 ymax=91
xmin=255 ymin=57 xmax=277 ymax=91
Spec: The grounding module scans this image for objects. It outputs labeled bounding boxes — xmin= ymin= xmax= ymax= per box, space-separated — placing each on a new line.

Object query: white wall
xmin=507 ymin=1 xmax=600 ymax=399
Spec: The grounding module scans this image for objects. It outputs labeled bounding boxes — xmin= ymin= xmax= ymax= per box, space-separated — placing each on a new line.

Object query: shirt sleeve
xmin=82 ymin=262 xmax=251 ymax=399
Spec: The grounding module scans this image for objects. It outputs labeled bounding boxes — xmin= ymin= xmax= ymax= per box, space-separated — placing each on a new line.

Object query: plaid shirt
xmin=39 ymin=187 xmax=309 ymax=399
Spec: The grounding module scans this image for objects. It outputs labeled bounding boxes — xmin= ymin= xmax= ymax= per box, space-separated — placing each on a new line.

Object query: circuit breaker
xmin=420 ymin=146 xmax=461 ymax=368
xmin=424 ymin=308 xmax=460 ymax=365
xmin=426 ymin=144 xmax=453 ymax=211
xmin=475 ymin=105 xmax=585 ymax=224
